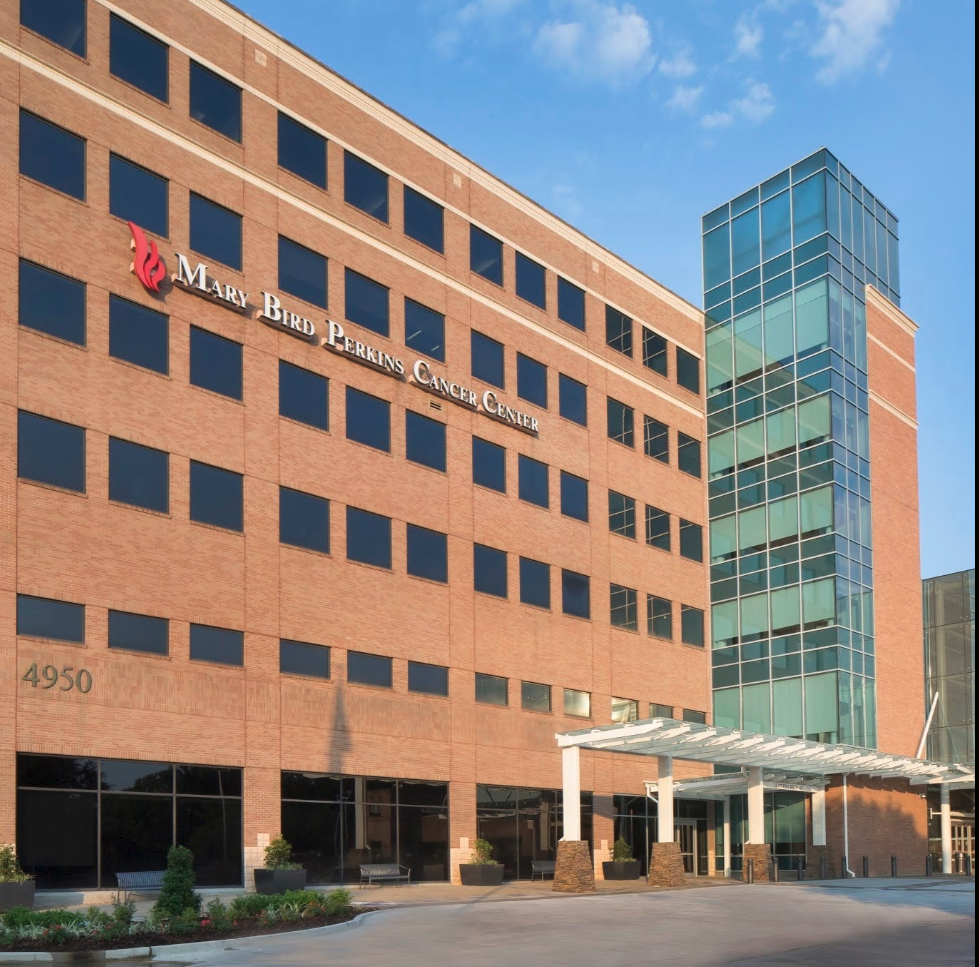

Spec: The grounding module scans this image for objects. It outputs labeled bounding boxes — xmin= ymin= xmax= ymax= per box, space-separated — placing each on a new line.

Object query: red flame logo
xmin=129 ymin=221 xmax=167 ymax=293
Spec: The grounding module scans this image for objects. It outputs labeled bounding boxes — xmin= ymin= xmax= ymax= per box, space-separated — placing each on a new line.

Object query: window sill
xmin=188 ymin=382 xmax=245 ymax=406
xmin=109 ymin=354 xmax=171 ymax=380
xmin=474 ymin=590 xmax=508 ymax=602
xmin=517 ymin=499 xmax=550 ymax=512
xmin=109 ymin=73 xmax=172 ymax=109
xmin=407 ymin=689 xmax=450 ymax=700
xmin=520 ymin=707 xmax=553 ymax=716
xmin=558 ymin=415 xmax=588 ymax=430
xmin=405 ymin=459 xmax=448 ymax=476
xmin=343 ymin=201 xmax=391 ymax=229
xmin=345 ymin=680 xmax=394 ymax=691
xmin=343 ymin=437 xmax=394 ymax=458
xmin=403 ymin=233 xmax=446 ymax=259
xmin=18 ymin=324 xmax=87 ymax=352
xmin=407 ymin=573 xmax=449 ymax=588
xmin=280 ymin=671 xmax=332 ymax=683
xmin=17 ymin=634 xmax=86 ymax=649
xmin=277 ymin=164 xmax=328 ymax=194
xmin=280 ymin=542 xmax=331 ymax=558
xmin=561 ymin=612 xmax=591 ymax=622
xmin=107 ymin=646 xmax=171 ymax=661
xmin=109 ymin=211 xmax=170 ymax=244
xmin=279 ymin=415 xmax=331 ymax=435
xmin=18 ymin=478 xmax=87 ymax=499
xmin=475 ymin=700 xmax=509 ymax=709
xmin=473 ymin=482 xmax=507 ymax=497
xmin=519 ymin=601 xmax=552 ymax=613
xmin=19 ymin=173 xmax=87 ymax=207
xmin=188 ymin=115 xmax=244 ymax=149
xmin=610 ymin=625 xmax=641 ymax=635
xmin=188 ymin=518 xmax=244 ymax=537
xmin=344 ymin=557 xmax=393 ymax=573
xmin=108 ymin=499 xmax=171 ymax=520
xmin=187 ymin=246 xmax=243 ymax=277
xmin=515 ymin=294 xmax=547 ymax=314
xmin=470 ymin=271 xmax=505 ymax=290
xmin=561 ymin=513 xmax=590 ymax=525
xmin=20 ymin=26 xmax=89 ymax=63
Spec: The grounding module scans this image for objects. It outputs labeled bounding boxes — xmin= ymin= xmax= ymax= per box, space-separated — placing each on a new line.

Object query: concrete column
xmin=657 ymin=756 xmax=674 ymax=842
xmin=722 ymin=796 xmax=732 ymax=876
xmin=747 ymin=767 xmax=765 ymax=844
xmin=811 ymin=788 xmax=827 ymax=847
xmin=940 ymin=785 xmax=952 ymax=873
xmin=562 ymin=746 xmax=581 ymax=841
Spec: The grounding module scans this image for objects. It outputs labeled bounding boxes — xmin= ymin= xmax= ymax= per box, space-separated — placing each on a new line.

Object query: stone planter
xmin=253 ymin=868 xmax=307 ymax=895
xmin=602 ymin=860 xmax=641 ymax=880
xmin=459 ymin=863 xmax=504 ymax=886
xmin=0 ymin=880 xmax=35 ymax=911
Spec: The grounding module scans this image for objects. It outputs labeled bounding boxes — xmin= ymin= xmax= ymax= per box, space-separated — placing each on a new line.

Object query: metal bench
xmin=359 ymin=863 xmax=412 ymax=889
xmin=531 ymin=860 xmax=557 ymax=881
xmin=116 ymin=870 xmax=167 ymax=902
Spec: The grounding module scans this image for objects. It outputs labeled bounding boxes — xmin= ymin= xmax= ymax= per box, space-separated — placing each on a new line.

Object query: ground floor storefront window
xmin=614 ymin=796 xmax=709 ymax=875
xmin=716 ymin=791 xmax=806 ymax=873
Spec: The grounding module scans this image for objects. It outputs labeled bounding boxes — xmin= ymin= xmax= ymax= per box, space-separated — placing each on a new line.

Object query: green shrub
xmin=152 ymin=846 xmax=201 ymax=919
xmin=469 ymin=838 xmax=499 ymax=865
xmin=321 ymin=888 xmax=352 ymax=915
xmin=611 ymin=837 xmax=635 ymax=862
xmin=0 ymin=845 xmax=31 ymax=884
xmin=203 ymin=898 xmax=232 ymax=930
xmin=264 ymin=836 xmax=302 ymax=871
xmin=0 ymin=907 xmax=85 ymax=929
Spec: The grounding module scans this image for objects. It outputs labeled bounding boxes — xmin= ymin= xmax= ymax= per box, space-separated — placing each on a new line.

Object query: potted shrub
xmin=459 ymin=838 xmax=504 ymax=886
xmin=254 ymin=836 xmax=307 ymax=895
xmin=602 ymin=837 xmax=641 ymax=880
xmin=0 ymin=843 xmax=35 ymax=912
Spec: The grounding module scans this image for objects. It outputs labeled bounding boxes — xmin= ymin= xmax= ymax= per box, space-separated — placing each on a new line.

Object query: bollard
xmin=820 ymin=854 xmax=827 ymax=880
xmin=841 ymin=854 xmax=848 ymax=879
xmin=862 ymin=855 xmax=869 ymax=878
xmin=966 ymin=854 xmax=972 ymax=877
xmin=772 ymin=860 xmax=779 ymax=883
xmin=747 ymin=858 xmax=754 ymax=884
xmin=891 ymin=855 xmax=898 ymax=877
xmin=956 ymin=852 xmax=965 ymax=874
xmin=925 ymin=854 xmax=932 ymax=877
xmin=797 ymin=857 xmax=805 ymax=881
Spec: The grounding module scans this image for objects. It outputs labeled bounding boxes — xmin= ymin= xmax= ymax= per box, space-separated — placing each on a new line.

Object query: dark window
xmin=677 ymin=433 xmax=702 ymax=477
xmin=190 ymin=624 xmax=243 ymax=666
xmin=21 ymin=0 xmax=86 ymax=55
xmin=189 ymin=460 xmax=243 ymax=532
xmin=472 ymin=437 xmax=506 ymax=492
xmin=476 ymin=673 xmax=507 ymax=706
xmin=558 ymin=374 xmax=587 ymax=426
xmin=515 ymin=252 xmax=546 ymax=308
xmin=406 ymin=411 xmax=446 ymax=472
xmin=521 ymin=681 xmax=551 ymax=713
xmin=108 ymin=610 xmax=168 ymax=656
xmin=344 ymin=268 xmax=389 ymax=336
xmin=642 ymin=328 xmax=668 ymax=377
xmin=647 ymin=596 xmax=672 ymax=639
xmin=606 ymin=305 xmax=632 ymax=356
xmin=650 ymin=702 xmax=672 ymax=718
xmin=345 ymin=386 xmax=390 ymax=452
xmin=17 ymin=753 xmax=98 ymax=790
xmin=408 ymin=661 xmax=449 ymax=696
xmin=681 ymin=605 xmax=705 ymax=647
xmin=474 ymin=544 xmax=507 ymax=598
xmin=346 ymin=506 xmax=392 ymax=569
xmin=516 ymin=354 xmax=547 ymax=408
xmin=608 ymin=490 xmax=636 ymax=538
xmin=16 ymin=595 xmax=84 ymax=643
xmin=277 ymin=112 xmax=326 ymax=188
xmin=109 ymin=437 xmax=168 ymax=513
xmin=562 ymin=570 xmax=590 ymax=619
xmin=471 ymin=331 xmax=505 ymax=388
xmin=558 ymin=277 xmax=585 ymax=330
xmin=279 ymin=360 xmax=328 ymax=430
xmin=347 ymin=651 xmax=392 ymax=688
xmin=607 ymin=397 xmax=634 ymax=447
xmin=190 ymin=326 xmax=242 ymax=400
xmin=17 ymin=411 xmax=85 ymax=493
xmin=679 ymin=519 xmax=703 ymax=562
xmin=405 ymin=298 xmax=445 ymax=361
xmin=518 ymin=455 xmax=549 ymax=508
xmin=109 ymin=154 xmax=167 ymax=237
xmin=560 ymin=471 xmax=588 ymax=522
xmin=279 ymin=236 xmax=327 ymax=308
xmin=645 ymin=506 xmax=671 ymax=551
xmin=407 ymin=524 xmax=448 ymax=583
xmin=676 ymin=347 xmax=701 ymax=394
xmin=683 ymin=709 xmax=707 ymax=724
xmin=519 ymin=557 xmax=550 ymax=609
xmin=344 ymin=151 xmax=388 ymax=221
xmin=19 ymin=111 xmax=85 ymax=200
xmin=109 ymin=295 xmax=168 ymax=374
xmin=280 ymin=487 xmax=329 ymax=553
xmin=643 ymin=416 xmax=669 ymax=463
xmin=404 ymin=186 xmax=444 ymax=253
xmin=189 ymin=61 xmax=241 ymax=141
xmin=610 ymin=584 xmax=638 ymax=631
xmin=470 ymin=226 xmax=503 ymax=285
xmin=110 ymin=14 xmax=168 ymax=102
xmin=280 ymin=639 xmax=330 ymax=678
xmin=19 ymin=260 xmax=85 ymax=345
xmin=189 ymin=193 xmax=241 ymax=270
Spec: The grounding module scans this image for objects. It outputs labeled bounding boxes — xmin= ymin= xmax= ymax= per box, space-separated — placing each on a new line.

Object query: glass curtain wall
xmin=715 ymin=791 xmax=807 ymax=873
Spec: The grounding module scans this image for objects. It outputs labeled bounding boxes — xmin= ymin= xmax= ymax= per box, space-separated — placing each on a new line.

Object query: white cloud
xmin=733 ymin=16 xmax=763 ymax=58
xmin=700 ymin=79 xmax=775 ymax=129
xmin=811 ymin=0 xmax=900 ymax=84
xmin=659 ymin=48 xmax=697 ymax=79
xmin=433 ymin=0 xmax=529 ymax=57
xmin=667 ymin=84 xmax=704 ymax=112
xmin=552 ymin=183 xmax=584 ymax=219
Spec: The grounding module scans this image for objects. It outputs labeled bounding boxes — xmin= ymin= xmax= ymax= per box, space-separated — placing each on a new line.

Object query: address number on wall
xmin=22 ymin=664 xmax=93 ymax=693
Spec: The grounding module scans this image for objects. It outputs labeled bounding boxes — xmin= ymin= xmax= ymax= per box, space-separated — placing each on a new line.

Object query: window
xmin=611 ymin=697 xmax=638 ymax=723
xmin=16 ymin=595 xmax=84 ymax=643
xmin=647 ymin=596 xmax=672 ymax=640
xmin=407 ymin=524 xmax=448 ymax=583
xmin=645 ymin=506 xmax=671 ymax=551
xmin=515 ymin=252 xmax=546 ymax=308
xmin=109 ymin=295 xmax=167 ymax=374
xmin=605 ymin=305 xmax=632 ymax=356
xmin=18 ymin=411 xmax=85 ymax=493
xmin=109 ymin=438 xmax=168 ymax=513
xmin=677 ymin=433 xmax=702 ymax=478
xmin=608 ymin=491 xmax=636 ymax=538
xmin=521 ymin=681 xmax=551 ymax=712
xmin=564 ymin=689 xmax=591 ymax=718
xmin=516 ymin=354 xmax=547 ymax=408
xmin=642 ymin=328 xmax=667 ymax=377
xmin=562 ymin=570 xmax=590 ymax=619
xmin=476 ymin=673 xmax=508 ymax=706
xmin=19 ymin=111 xmax=85 ymax=200
xmin=345 ymin=387 xmax=390 ymax=452
xmin=681 ymin=605 xmax=705 ymax=647
xmin=404 ymin=186 xmax=444 ymax=253
xmin=347 ymin=651 xmax=392 ymax=688
xmin=189 ymin=461 xmax=243 ymax=532
xmin=19 ymin=260 xmax=85 ymax=345
xmin=683 ymin=709 xmax=707 ymax=724
xmin=474 ymin=544 xmax=507 ymax=598
xmin=108 ymin=610 xmax=168 ymax=656
xmin=607 ymin=397 xmax=634 ymax=447
xmin=518 ymin=455 xmax=549 ymax=508
xmin=650 ymin=702 xmax=672 ymax=718
xmin=189 ymin=193 xmax=241 ymax=270
xmin=344 ymin=151 xmax=388 ymax=220
xmin=408 ymin=661 xmax=449 ymax=696
xmin=610 ymin=584 xmax=638 ymax=631
xmin=471 ymin=331 xmax=505 ymax=388
xmin=21 ymin=0 xmax=86 ymax=55
xmin=277 ymin=112 xmax=326 ymax=188
xmin=110 ymin=154 xmax=167 ymax=237
xmin=279 ymin=360 xmax=328 ymax=430
xmin=346 ymin=506 xmax=392 ymax=568
xmin=405 ymin=411 xmax=447 ymax=472
xmin=470 ymin=226 xmax=503 ymax=285
xmin=280 ymin=487 xmax=329 ymax=553
xmin=280 ymin=639 xmax=330 ymax=679
xmin=558 ymin=374 xmax=587 ymax=426
xmin=190 ymin=624 xmax=243 ymax=666
xmin=519 ymin=557 xmax=550 ymax=609
xmin=677 ymin=348 xmax=701 ymax=394
xmin=643 ymin=416 xmax=669 ymax=463
xmin=279 ymin=236 xmax=327 ymax=308
xmin=189 ymin=61 xmax=241 ymax=141
xmin=190 ymin=326 xmax=242 ymax=400
xmin=344 ymin=269 xmax=389 ymax=336
xmin=560 ymin=471 xmax=588 ymax=522
xmin=472 ymin=437 xmax=506 ymax=492
xmin=558 ymin=277 xmax=585 ymax=330
xmin=679 ymin=519 xmax=703 ymax=562
xmin=405 ymin=298 xmax=445 ymax=361
xmin=109 ymin=14 xmax=168 ymax=101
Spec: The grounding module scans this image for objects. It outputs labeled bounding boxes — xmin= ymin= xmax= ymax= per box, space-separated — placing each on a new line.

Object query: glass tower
xmin=702 ymin=148 xmax=900 ymax=749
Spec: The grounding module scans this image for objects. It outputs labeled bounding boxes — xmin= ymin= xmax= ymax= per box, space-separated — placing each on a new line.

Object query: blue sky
xmin=240 ymin=0 xmax=975 ymax=577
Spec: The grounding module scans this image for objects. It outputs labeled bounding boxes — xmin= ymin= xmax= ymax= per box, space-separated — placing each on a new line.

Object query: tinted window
xmin=346 ymin=386 xmax=390 ymax=452
xmin=645 ymin=506 xmax=671 ymax=551
xmin=470 ymin=226 xmax=503 ymax=285
xmin=558 ymin=374 xmax=587 ymax=426
xmin=109 ymin=437 xmax=168 ymax=513
xmin=110 ymin=154 xmax=168 ymax=237
xmin=683 ymin=709 xmax=707 ymax=724
xmin=642 ymin=328 xmax=668 ymax=377
xmin=17 ymin=411 xmax=85 ymax=492
xmin=476 ymin=673 xmax=508 ymax=706
xmin=408 ymin=661 xmax=449 ymax=696
xmin=190 ymin=624 xmax=243 ymax=666
xmin=344 ymin=152 xmax=388 ymax=221
xmin=190 ymin=326 xmax=242 ymax=400
xmin=19 ymin=111 xmax=85 ymax=200
xmin=404 ymin=186 xmax=444 ymax=253
xmin=109 ymin=15 xmax=168 ymax=102
xmin=612 ymin=697 xmax=638 ymax=723
xmin=679 ymin=519 xmax=703 ymax=562
xmin=278 ymin=112 xmax=326 ymax=188
xmin=108 ymin=610 xmax=168 ymax=655
xmin=279 ymin=236 xmax=327 ymax=308
xmin=560 ymin=471 xmax=588 ymax=522
xmin=407 ymin=524 xmax=448 ymax=583
xmin=472 ymin=437 xmax=506 ymax=492
xmin=17 ymin=753 xmax=98 ymax=790
xmin=644 ymin=416 xmax=669 ymax=463
xmin=610 ymin=584 xmax=638 ymax=631
xmin=607 ymin=397 xmax=634 ymax=447
xmin=677 ymin=432 xmax=702 ymax=477
xmin=280 ymin=487 xmax=330 ymax=553
xmin=518 ymin=454 xmax=548 ymax=508
xmin=16 ymin=595 xmax=84 ymax=643
xmin=279 ymin=360 xmax=328 ymax=430
xmin=347 ymin=651 xmax=392 ymax=688
xmin=605 ymin=305 xmax=631 ymax=356
xmin=109 ymin=295 xmax=168 ymax=374
xmin=650 ymin=702 xmax=673 ymax=718
xmin=405 ymin=298 xmax=445 ymax=361
xmin=19 ymin=260 xmax=85 ymax=345
xmin=189 ymin=460 xmax=243 ymax=531
xmin=189 ymin=61 xmax=241 ymax=141
xmin=189 ymin=193 xmax=241 ymax=270
xmin=406 ymin=411 xmax=446 ymax=472
xmin=562 ymin=570 xmax=590 ymax=619
xmin=21 ymin=0 xmax=86 ymax=55
xmin=346 ymin=506 xmax=392 ymax=568
xmin=521 ymin=681 xmax=551 ymax=713
xmin=558 ymin=278 xmax=585 ymax=330
xmin=471 ymin=331 xmax=504 ymax=388
xmin=516 ymin=253 xmax=546 ymax=308
xmin=608 ymin=490 xmax=636 ymax=538
xmin=564 ymin=689 xmax=591 ymax=718
xmin=647 ymin=595 xmax=673 ymax=639
xmin=677 ymin=347 xmax=701 ymax=394
xmin=280 ymin=639 xmax=330 ymax=678
xmin=681 ymin=606 xmax=705 ymax=647
xmin=519 ymin=557 xmax=550 ymax=609
xmin=474 ymin=544 xmax=507 ymax=597
xmin=345 ymin=268 xmax=389 ymax=336
xmin=517 ymin=354 xmax=547 ymax=408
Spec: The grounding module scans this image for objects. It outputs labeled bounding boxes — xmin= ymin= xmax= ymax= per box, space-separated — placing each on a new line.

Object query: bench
xmin=359 ymin=863 xmax=412 ymax=889
xmin=116 ymin=871 xmax=166 ymax=902
xmin=531 ymin=860 xmax=556 ymax=881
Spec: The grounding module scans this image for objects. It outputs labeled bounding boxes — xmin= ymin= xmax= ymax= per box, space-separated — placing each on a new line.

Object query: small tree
xmin=611 ymin=837 xmax=635 ymax=862
xmin=469 ymin=838 xmax=500 ymax=865
xmin=264 ymin=836 xmax=302 ymax=871
xmin=153 ymin=845 xmax=201 ymax=919
xmin=0 ymin=843 xmax=31 ymax=882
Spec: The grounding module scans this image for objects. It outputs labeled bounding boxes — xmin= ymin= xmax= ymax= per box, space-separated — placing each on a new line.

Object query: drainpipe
xmin=842 ymin=775 xmax=855 ymax=877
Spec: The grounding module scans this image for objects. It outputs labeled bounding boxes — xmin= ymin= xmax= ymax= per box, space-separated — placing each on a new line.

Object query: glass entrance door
xmin=674 ymin=820 xmax=697 ymax=874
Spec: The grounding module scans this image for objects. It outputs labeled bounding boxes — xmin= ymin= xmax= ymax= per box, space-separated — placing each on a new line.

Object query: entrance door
xmin=674 ymin=820 xmax=697 ymax=874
